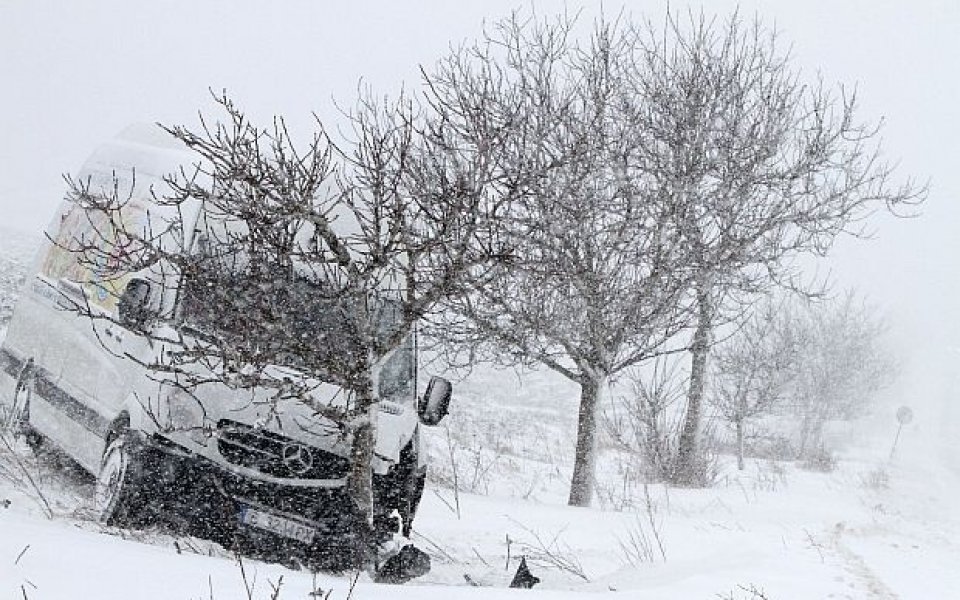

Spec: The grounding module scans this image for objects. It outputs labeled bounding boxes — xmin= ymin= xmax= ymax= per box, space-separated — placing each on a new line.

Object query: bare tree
xmin=605 ymin=358 xmax=687 ymax=482
xmin=709 ymin=301 xmax=796 ymax=470
xmin=55 ymin=88 xmax=538 ymax=547
xmin=617 ymin=10 xmax=924 ymax=481
xmin=710 ymin=292 xmax=895 ymax=464
xmin=428 ymin=14 xmax=695 ymax=507
xmin=780 ymin=291 xmax=895 ymax=458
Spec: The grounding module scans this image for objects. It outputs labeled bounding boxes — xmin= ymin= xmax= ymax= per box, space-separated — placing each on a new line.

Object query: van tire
xmin=94 ymin=431 xmax=151 ymax=527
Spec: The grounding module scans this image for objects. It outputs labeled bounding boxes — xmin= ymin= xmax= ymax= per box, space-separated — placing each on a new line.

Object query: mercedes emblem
xmin=281 ymin=443 xmax=314 ymax=477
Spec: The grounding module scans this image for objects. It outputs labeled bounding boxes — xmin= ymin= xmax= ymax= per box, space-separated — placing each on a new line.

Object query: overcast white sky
xmin=1 ymin=0 xmax=958 ymax=398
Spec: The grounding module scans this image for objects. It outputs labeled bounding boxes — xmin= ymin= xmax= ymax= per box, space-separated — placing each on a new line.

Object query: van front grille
xmin=216 ymin=420 xmax=349 ymax=480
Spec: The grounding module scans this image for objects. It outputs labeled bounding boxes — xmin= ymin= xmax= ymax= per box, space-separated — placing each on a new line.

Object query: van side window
xmin=42 ymin=199 xmax=147 ymax=312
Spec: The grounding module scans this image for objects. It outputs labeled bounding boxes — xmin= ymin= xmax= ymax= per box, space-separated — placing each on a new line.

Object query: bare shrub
xmin=673 ymin=423 xmax=721 ymax=488
xmin=436 ymin=424 xmax=504 ymax=497
xmin=616 ymin=484 xmax=667 ymax=566
xmin=618 ymin=515 xmax=655 ymax=565
xmin=508 ymin=520 xmax=589 ymax=582
xmin=798 ymin=446 xmax=837 ymax=473
xmin=605 ymin=360 xmax=720 ymax=488
xmin=204 ymin=559 xmax=360 ymax=600
xmin=750 ymin=460 xmax=788 ymax=493
xmin=605 ymin=361 xmax=684 ymax=483
xmin=742 ymin=430 xmax=797 ymax=463
xmin=426 ymin=423 xmax=508 ymax=497
xmin=718 ymin=584 xmax=772 ymax=599
xmin=859 ymin=467 xmax=890 ymax=491
xmin=711 ymin=421 xmax=797 ymax=465
xmin=594 ymin=450 xmax=645 ymax=511
xmin=0 ymin=432 xmax=55 ymax=518
xmin=424 ymin=397 xmax=568 ymax=501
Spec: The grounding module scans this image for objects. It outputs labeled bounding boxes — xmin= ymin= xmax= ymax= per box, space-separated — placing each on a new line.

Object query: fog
xmin=1 ymin=0 xmax=957 ymax=419
xmin=3 ymin=3 xmax=960 ymax=596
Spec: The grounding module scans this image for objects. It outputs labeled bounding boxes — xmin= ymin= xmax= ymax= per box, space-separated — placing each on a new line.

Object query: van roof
xmin=113 ymin=122 xmax=188 ymax=152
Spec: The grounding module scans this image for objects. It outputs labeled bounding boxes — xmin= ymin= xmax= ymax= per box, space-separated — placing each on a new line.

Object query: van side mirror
xmin=117 ymin=278 xmax=153 ymax=330
xmin=418 ymin=376 xmax=452 ymax=426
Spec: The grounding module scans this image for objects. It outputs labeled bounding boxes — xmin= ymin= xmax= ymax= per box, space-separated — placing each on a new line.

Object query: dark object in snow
xmin=374 ymin=544 xmax=431 ymax=584
xmin=509 ymin=557 xmax=540 ymax=589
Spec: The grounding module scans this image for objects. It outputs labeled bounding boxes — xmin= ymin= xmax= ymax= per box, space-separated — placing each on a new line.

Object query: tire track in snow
xmin=827 ymin=524 xmax=899 ymax=600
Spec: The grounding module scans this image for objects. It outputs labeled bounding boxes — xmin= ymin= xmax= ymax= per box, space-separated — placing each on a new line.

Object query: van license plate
xmin=240 ymin=507 xmax=315 ymax=544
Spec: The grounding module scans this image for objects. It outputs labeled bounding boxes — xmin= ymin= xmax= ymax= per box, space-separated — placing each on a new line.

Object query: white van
xmin=0 ymin=124 xmax=451 ymax=570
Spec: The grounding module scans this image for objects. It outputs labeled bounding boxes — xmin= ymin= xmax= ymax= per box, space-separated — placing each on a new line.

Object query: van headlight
xmin=165 ymin=389 xmax=208 ymax=440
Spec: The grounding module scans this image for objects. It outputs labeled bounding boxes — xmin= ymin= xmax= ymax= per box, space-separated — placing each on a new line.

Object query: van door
xmin=25 ymin=185 xmax=151 ymax=470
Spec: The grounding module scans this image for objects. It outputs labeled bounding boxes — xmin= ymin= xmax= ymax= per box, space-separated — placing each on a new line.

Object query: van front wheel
xmin=94 ymin=432 xmax=150 ymax=527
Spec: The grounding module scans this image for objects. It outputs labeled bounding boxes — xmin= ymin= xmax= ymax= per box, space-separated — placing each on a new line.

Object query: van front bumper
xmin=141 ymin=434 xmax=426 ymax=549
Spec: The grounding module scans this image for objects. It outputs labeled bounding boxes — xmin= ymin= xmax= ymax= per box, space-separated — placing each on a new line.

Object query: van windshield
xmin=178 ymin=271 xmax=414 ymax=403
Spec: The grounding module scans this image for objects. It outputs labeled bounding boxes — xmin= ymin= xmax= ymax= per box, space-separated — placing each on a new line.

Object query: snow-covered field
xmin=3 ymin=370 xmax=959 ymax=599
xmin=1 ymin=231 xmax=958 ymax=599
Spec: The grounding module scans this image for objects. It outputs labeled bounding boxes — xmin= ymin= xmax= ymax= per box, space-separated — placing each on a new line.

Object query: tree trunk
xmin=346 ymin=360 xmax=381 ymax=527
xmin=347 ymin=414 xmax=375 ymax=523
xmin=798 ymin=411 xmax=824 ymax=460
xmin=567 ymin=373 xmax=608 ymax=507
xmin=797 ymin=411 xmax=810 ymax=459
xmin=735 ymin=419 xmax=745 ymax=471
xmin=676 ymin=286 xmax=713 ymax=484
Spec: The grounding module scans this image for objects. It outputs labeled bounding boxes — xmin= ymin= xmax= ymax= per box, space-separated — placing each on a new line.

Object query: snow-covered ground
xmin=2 ymin=371 xmax=959 ymax=599
xmin=1 ymin=232 xmax=958 ymax=599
